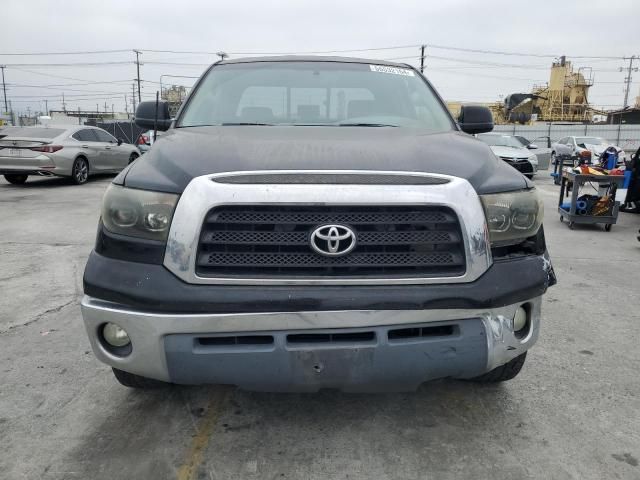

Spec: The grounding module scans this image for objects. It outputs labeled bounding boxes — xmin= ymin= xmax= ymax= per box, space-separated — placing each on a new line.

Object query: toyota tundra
xmin=81 ymin=56 xmax=556 ymax=392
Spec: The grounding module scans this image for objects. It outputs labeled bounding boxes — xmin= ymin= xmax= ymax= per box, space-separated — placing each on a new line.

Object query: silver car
xmin=477 ymin=133 xmax=538 ymax=179
xmin=0 ymin=125 xmax=140 ymax=185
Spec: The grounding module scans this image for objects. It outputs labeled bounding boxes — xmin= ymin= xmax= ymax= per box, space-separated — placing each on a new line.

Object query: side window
xmin=94 ymin=130 xmax=117 ymax=143
xmin=74 ymin=129 xmax=98 ymax=142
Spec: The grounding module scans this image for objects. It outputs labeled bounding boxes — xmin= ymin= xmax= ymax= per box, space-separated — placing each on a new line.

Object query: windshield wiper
xmin=221 ymin=122 xmax=274 ymax=126
xmin=338 ymin=122 xmax=398 ymax=127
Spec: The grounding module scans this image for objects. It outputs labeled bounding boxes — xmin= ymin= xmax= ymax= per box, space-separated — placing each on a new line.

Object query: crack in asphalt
xmin=0 ymin=298 xmax=77 ymax=335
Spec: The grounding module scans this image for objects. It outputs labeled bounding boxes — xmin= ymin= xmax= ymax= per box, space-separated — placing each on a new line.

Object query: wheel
xmin=469 ymin=353 xmax=527 ymax=383
xmin=525 ymin=174 xmax=534 ymax=180
xmin=569 ymin=221 xmax=575 ymax=230
xmin=128 ymin=152 xmax=139 ymax=164
xmin=71 ymin=157 xmax=89 ymax=185
xmin=605 ymin=223 xmax=612 ymax=232
xmin=112 ymin=368 xmax=168 ymax=389
xmin=4 ymin=174 xmax=28 ymax=185
xmin=560 ymin=215 xmax=564 ymax=223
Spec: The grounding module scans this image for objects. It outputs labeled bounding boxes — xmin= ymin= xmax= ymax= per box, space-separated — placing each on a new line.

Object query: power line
xmin=141 ymin=45 xmax=421 ymax=56
xmin=0 ymin=49 xmax=131 ymax=56
xmin=8 ymin=67 xmax=122 ymax=82
xmin=0 ymin=44 xmax=630 ymax=60
xmin=2 ymin=61 xmax=132 ymax=67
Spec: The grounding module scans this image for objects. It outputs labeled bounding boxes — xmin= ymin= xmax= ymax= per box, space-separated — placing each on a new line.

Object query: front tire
xmin=128 ymin=152 xmax=139 ymax=164
xmin=469 ymin=352 xmax=527 ymax=383
xmin=72 ymin=157 xmax=89 ymax=185
xmin=112 ymin=368 xmax=168 ymax=389
xmin=4 ymin=174 xmax=28 ymax=185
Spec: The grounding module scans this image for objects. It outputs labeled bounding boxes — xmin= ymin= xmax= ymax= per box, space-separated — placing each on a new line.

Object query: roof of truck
xmin=218 ymin=55 xmax=413 ymax=68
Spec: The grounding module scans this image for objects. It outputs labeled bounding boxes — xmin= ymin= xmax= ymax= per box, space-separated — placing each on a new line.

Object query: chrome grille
xmin=196 ymin=205 xmax=466 ymax=278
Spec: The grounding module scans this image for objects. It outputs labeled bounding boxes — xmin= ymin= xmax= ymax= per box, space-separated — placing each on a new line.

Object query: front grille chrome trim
xmin=163 ymin=170 xmax=492 ymax=285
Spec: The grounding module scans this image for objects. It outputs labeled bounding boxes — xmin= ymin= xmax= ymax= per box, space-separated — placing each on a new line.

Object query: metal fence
xmin=493 ymin=124 xmax=640 ymax=153
xmin=92 ymin=121 xmax=146 ymax=145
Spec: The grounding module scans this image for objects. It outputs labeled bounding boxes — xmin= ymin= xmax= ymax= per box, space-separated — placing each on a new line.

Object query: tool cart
xmin=558 ymin=171 xmax=625 ymax=231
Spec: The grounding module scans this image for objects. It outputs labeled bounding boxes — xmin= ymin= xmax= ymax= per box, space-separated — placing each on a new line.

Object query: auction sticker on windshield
xmin=369 ymin=65 xmax=415 ymax=76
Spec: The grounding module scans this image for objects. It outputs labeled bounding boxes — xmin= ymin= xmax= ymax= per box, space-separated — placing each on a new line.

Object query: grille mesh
xmin=196 ymin=205 xmax=466 ymax=278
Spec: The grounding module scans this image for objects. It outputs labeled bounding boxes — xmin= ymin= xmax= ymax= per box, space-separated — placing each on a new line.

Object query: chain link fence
xmin=493 ymin=124 xmax=640 ymax=153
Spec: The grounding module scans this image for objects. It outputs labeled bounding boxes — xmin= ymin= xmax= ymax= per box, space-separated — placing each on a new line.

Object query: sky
xmin=1 ymin=0 xmax=639 ymax=116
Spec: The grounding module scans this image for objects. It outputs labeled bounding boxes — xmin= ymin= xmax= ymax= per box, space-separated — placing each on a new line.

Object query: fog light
xmin=513 ymin=307 xmax=528 ymax=332
xmin=102 ymin=323 xmax=131 ymax=347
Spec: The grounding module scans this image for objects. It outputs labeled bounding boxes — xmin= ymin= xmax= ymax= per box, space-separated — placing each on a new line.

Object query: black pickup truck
xmin=81 ymin=56 xmax=555 ymax=392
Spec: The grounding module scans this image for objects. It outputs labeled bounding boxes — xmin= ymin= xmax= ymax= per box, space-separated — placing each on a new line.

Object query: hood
xmin=489 ymin=145 xmax=531 ymax=159
xmin=119 ymin=126 xmax=529 ymax=194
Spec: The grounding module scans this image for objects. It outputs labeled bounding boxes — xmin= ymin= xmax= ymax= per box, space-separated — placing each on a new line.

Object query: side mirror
xmin=135 ymin=100 xmax=172 ymax=131
xmin=527 ymin=144 xmax=538 ymax=150
xmin=117 ymin=138 xmax=123 ymax=146
xmin=458 ymin=105 xmax=493 ymax=134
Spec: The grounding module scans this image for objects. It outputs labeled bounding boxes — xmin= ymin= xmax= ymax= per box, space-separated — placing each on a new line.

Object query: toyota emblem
xmin=310 ymin=224 xmax=357 ymax=257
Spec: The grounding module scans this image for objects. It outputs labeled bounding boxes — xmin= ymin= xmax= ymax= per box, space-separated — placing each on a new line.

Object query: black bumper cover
xmin=83 ymin=251 xmax=554 ymax=314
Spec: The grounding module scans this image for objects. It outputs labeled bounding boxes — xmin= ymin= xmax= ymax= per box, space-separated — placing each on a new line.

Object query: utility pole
xmin=124 ymin=94 xmax=129 ymax=116
xmin=44 ymin=99 xmax=48 ymax=116
xmin=0 ymin=65 xmax=8 ymax=114
xmin=62 ymin=92 xmax=66 ymax=113
xmin=420 ymin=45 xmax=426 ymax=73
xmin=620 ymin=55 xmax=639 ymax=109
xmin=132 ymin=83 xmax=137 ymax=113
xmin=134 ymin=50 xmax=142 ymax=103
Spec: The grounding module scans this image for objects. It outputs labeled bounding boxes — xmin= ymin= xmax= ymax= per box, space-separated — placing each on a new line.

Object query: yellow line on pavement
xmin=177 ymin=388 xmax=231 ymax=480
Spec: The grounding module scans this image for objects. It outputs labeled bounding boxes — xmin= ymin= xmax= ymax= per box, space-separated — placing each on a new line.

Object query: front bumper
xmin=81 ymin=295 xmax=541 ymax=392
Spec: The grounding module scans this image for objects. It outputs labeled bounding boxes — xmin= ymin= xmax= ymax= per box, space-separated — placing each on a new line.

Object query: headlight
xmin=480 ymin=189 xmax=543 ymax=245
xmin=101 ymin=184 xmax=179 ymax=241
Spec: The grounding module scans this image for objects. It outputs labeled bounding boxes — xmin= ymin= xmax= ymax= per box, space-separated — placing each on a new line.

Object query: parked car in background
xmin=136 ymin=130 xmax=162 ymax=154
xmin=514 ymin=135 xmax=553 ymax=170
xmin=551 ymin=136 xmax=627 ymax=166
xmin=0 ymin=125 xmax=140 ymax=185
xmin=477 ymin=132 xmax=538 ymax=178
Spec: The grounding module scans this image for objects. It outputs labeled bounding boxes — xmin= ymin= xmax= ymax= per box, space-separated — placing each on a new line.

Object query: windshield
xmin=575 ymin=137 xmax=606 ymax=145
xmin=477 ymin=134 xmax=524 ymax=148
xmin=177 ymin=62 xmax=454 ymax=130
